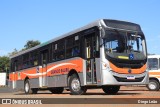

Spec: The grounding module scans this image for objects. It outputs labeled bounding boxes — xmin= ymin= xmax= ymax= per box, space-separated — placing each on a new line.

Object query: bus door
xmin=40 ymin=50 xmax=48 ymax=87
xmin=85 ymin=33 xmax=98 ymax=84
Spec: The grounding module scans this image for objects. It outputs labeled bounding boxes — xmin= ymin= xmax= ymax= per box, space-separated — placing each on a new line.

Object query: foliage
xmin=0 ymin=56 xmax=10 ymax=72
xmin=24 ymin=40 xmax=41 ymax=50
xmin=8 ymin=48 xmax=18 ymax=57
xmin=0 ymin=40 xmax=41 ymax=73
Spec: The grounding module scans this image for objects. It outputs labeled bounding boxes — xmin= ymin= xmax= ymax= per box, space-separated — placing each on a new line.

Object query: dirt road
xmin=0 ymin=86 xmax=160 ymax=107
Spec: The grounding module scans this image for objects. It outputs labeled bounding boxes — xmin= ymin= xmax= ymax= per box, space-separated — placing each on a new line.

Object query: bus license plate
xmin=127 ymin=76 xmax=135 ymax=80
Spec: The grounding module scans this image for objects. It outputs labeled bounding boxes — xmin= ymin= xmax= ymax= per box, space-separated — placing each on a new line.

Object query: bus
xmin=147 ymin=55 xmax=160 ymax=91
xmin=9 ymin=19 xmax=148 ymax=95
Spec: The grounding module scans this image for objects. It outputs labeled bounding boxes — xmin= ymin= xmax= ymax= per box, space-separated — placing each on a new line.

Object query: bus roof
xmin=10 ymin=19 xmax=141 ymax=59
xmin=148 ymin=55 xmax=160 ymax=58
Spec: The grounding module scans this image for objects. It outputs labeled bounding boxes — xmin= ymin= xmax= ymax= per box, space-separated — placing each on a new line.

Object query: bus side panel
xmin=149 ymin=70 xmax=160 ymax=82
xmin=9 ymin=73 xmax=14 ymax=89
xmin=20 ymin=67 xmax=39 ymax=80
xmin=29 ymin=78 xmax=40 ymax=88
xmin=46 ymin=58 xmax=83 ymax=76
xmin=16 ymin=80 xmax=24 ymax=90
xmin=47 ymin=72 xmax=84 ymax=88
xmin=46 ymin=57 xmax=84 ymax=88
xmin=78 ymin=72 xmax=84 ymax=86
xmin=47 ymin=75 xmax=67 ymax=87
xmin=12 ymin=78 xmax=40 ymax=90
xmin=10 ymin=57 xmax=84 ymax=89
xmin=95 ymin=58 xmax=102 ymax=85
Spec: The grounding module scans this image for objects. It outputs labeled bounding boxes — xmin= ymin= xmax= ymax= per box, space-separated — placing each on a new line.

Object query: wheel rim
xmin=71 ymin=78 xmax=80 ymax=92
xmin=148 ymin=82 xmax=157 ymax=90
xmin=25 ymin=82 xmax=29 ymax=93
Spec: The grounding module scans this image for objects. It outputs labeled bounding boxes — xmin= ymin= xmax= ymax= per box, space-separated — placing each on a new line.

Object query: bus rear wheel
xmin=24 ymin=79 xmax=38 ymax=94
xmin=32 ymin=88 xmax=38 ymax=94
xmin=69 ymin=74 xmax=87 ymax=95
xmin=102 ymin=85 xmax=120 ymax=95
xmin=147 ymin=79 xmax=160 ymax=91
xmin=49 ymin=87 xmax=64 ymax=94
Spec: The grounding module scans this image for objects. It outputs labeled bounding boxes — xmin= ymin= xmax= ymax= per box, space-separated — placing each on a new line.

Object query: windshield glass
xmin=104 ymin=30 xmax=144 ymax=54
xmin=148 ymin=58 xmax=158 ymax=70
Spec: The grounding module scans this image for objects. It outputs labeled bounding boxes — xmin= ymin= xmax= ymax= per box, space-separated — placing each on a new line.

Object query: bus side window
xmin=23 ymin=54 xmax=30 ymax=69
xmin=72 ymin=46 xmax=80 ymax=56
xmin=33 ymin=53 xmax=38 ymax=66
xmin=66 ymin=35 xmax=80 ymax=58
xmin=52 ymin=40 xmax=65 ymax=61
xmin=17 ymin=56 xmax=23 ymax=70
xmin=14 ymin=60 xmax=18 ymax=71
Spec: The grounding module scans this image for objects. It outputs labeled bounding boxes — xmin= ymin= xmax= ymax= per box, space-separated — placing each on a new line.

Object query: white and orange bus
xmin=147 ymin=55 xmax=160 ymax=91
xmin=9 ymin=19 xmax=148 ymax=95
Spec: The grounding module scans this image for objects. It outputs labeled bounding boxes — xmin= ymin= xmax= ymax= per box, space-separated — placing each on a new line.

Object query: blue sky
xmin=0 ymin=0 xmax=160 ymax=56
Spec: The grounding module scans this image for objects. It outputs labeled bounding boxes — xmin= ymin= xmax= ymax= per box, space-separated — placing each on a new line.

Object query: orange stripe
xmin=149 ymin=75 xmax=160 ymax=78
xmin=149 ymin=72 xmax=160 ymax=75
xmin=9 ymin=58 xmax=83 ymax=81
xmin=155 ymin=76 xmax=160 ymax=78
xmin=109 ymin=62 xmax=147 ymax=74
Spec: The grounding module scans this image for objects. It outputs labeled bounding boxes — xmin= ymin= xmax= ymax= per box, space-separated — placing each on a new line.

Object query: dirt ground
xmin=0 ymin=86 xmax=160 ymax=107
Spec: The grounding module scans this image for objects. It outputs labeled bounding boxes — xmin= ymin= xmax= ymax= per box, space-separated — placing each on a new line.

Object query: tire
xmin=49 ymin=87 xmax=64 ymax=94
xmin=102 ymin=85 xmax=120 ymax=95
xmin=66 ymin=89 xmax=70 ymax=91
xmin=24 ymin=79 xmax=38 ymax=94
xmin=147 ymin=79 xmax=160 ymax=91
xmin=69 ymin=74 xmax=87 ymax=95
xmin=24 ymin=79 xmax=32 ymax=94
xmin=32 ymin=88 xmax=38 ymax=94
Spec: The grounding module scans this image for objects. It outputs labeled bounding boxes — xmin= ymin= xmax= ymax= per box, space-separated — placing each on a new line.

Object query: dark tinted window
xmin=148 ymin=58 xmax=158 ymax=70
xmin=23 ymin=54 xmax=30 ymax=69
xmin=30 ymin=51 xmax=39 ymax=66
xmin=104 ymin=19 xmax=141 ymax=32
xmin=52 ymin=39 xmax=65 ymax=61
xmin=66 ymin=35 xmax=80 ymax=58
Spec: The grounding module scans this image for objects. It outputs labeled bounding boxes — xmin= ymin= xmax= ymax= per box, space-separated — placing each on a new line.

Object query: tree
xmin=0 ymin=56 xmax=10 ymax=72
xmin=8 ymin=48 xmax=18 ymax=57
xmin=0 ymin=40 xmax=41 ymax=73
xmin=24 ymin=40 xmax=41 ymax=50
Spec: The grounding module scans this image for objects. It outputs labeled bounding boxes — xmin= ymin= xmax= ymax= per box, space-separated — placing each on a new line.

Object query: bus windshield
xmin=148 ymin=58 xmax=158 ymax=70
xmin=104 ymin=30 xmax=144 ymax=54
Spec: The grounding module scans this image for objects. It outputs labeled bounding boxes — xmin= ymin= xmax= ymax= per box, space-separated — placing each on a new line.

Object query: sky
xmin=0 ymin=0 xmax=160 ymax=56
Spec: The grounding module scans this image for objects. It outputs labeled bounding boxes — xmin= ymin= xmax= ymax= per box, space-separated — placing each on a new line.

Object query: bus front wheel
xmin=69 ymin=74 xmax=87 ymax=95
xmin=147 ymin=79 xmax=160 ymax=91
xmin=102 ymin=85 xmax=120 ymax=95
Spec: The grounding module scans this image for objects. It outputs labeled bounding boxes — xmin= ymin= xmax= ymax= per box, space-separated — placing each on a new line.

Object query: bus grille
xmin=114 ymin=62 xmax=143 ymax=69
xmin=114 ymin=76 xmax=145 ymax=82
